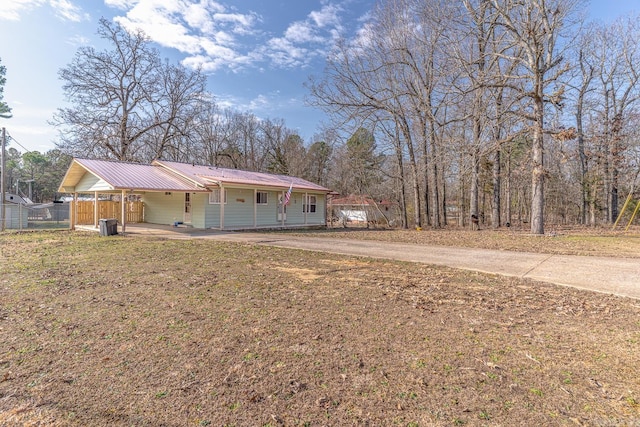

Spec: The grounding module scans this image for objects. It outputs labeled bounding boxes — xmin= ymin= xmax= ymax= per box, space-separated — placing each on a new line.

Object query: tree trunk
xmin=505 ymin=146 xmax=512 ymax=226
xmin=399 ymin=117 xmax=422 ymax=228
xmin=394 ymin=124 xmax=409 ymax=229
xmin=458 ymin=151 xmax=467 ymax=227
xmin=470 ymin=151 xmax=480 ymax=231
xmin=429 ymin=122 xmax=440 ymax=228
xmin=492 ymin=148 xmax=501 ymax=228
xmin=530 ymin=96 xmax=545 ymax=235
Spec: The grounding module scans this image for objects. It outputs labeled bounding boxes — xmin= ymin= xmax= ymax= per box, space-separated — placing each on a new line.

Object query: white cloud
xmin=0 ymin=0 xmax=88 ymax=22
xmin=212 ymin=93 xmax=271 ymax=114
xmin=105 ymin=1 xmax=355 ymax=72
xmin=284 ymin=22 xmax=324 ymax=44
xmin=260 ymin=3 xmax=346 ymax=69
xmin=309 ymin=3 xmax=341 ymax=28
xmin=104 ymin=0 xmax=137 ymax=10
xmin=0 ymin=0 xmax=45 ymax=21
xmin=66 ymin=34 xmax=91 ymax=46
xmin=50 ymin=0 xmax=89 ymax=22
xmin=351 ymin=20 xmax=375 ymax=50
xmin=248 ymin=94 xmax=269 ymax=110
xmin=109 ymin=0 xmax=259 ymax=71
xmin=0 ymin=0 xmax=89 ymax=22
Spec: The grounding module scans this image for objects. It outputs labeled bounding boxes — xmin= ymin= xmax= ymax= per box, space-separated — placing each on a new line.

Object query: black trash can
xmin=99 ymin=218 xmax=118 ymax=236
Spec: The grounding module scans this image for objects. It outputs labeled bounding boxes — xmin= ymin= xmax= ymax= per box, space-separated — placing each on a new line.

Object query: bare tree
xmin=568 ymin=30 xmax=596 ymax=224
xmin=53 ymin=18 xmax=206 ymax=162
xmin=0 ymin=57 xmax=11 ymax=118
xmin=490 ymin=0 xmax=583 ymax=234
xmin=590 ymin=16 xmax=640 ymax=223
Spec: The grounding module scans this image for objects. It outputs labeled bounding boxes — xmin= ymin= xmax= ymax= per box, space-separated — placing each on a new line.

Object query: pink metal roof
xmin=63 ymin=158 xmax=208 ymax=192
xmin=59 ymin=158 xmax=332 ymax=194
xmin=154 ymin=160 xmax=331 ymax=192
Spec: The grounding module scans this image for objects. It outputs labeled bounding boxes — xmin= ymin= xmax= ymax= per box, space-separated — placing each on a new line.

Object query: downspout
xmin=304 ymin=192 xmax=308 ymax=225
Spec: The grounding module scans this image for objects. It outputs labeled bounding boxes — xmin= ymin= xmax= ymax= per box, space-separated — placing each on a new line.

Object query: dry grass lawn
xmin=1 ymin=229 xmax=639 ymax=426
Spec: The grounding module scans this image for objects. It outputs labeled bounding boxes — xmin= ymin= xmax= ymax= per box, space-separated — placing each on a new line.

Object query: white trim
xmin=256 ymin=191 xmax=268 ymax=205
xmin=208 ymin=188 xmax=226 ymax=204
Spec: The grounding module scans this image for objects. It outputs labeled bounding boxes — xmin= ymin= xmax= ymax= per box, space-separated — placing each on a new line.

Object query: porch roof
xmin=58 ymin=158 xmax=209 ymax=193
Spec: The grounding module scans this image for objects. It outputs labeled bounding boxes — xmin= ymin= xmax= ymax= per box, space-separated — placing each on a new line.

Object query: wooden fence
xmin=76 ymin=201 xmax=144 ymax=225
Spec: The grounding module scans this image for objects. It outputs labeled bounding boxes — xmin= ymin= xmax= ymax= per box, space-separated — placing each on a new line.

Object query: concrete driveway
xmin=121 ymin=224 xmax=640 ymax=300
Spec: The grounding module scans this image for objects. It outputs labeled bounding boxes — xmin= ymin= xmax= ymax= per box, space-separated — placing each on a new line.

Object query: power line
xmin=5 ymin=131 xmax=32 ymax=154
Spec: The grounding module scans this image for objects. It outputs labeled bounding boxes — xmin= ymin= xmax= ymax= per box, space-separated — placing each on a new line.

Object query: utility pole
xmin=1 ymin=127 xmax=5 ymax=231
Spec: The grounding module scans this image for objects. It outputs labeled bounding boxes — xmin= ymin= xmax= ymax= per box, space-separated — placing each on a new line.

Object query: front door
xmin=184 ymin=193 xmax=192 ymax=223
xmin=277 ymin=194 xmax=287 ymax=221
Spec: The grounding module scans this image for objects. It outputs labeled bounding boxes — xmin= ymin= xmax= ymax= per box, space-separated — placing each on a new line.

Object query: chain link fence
xmin=0 ymin=202 xmax=70 ymax=231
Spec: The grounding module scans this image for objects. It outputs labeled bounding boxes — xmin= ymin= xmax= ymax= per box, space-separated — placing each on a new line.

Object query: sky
xmin=0 ymin=0 xmax=638 ymax=154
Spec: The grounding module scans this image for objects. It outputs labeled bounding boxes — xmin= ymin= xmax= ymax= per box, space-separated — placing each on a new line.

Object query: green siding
xmin=141 ymin=189 xmax=326 ymax=230
xmin=224 ymin=188 xmax=256 ymax=228
xmin=256 ymin=190 xmax=278 ymax=227
xmin=204 ymin=196 xmax=221 ymax=228
xmin=189 ymin=193 xmax=206 ymax=229
xmin=142 ymin=192 xmax=184 ymax=226
xmin=305 ymin=194 xmax=326 ymax=225
xmin=285 ymin=193 xmax=305 ymax=224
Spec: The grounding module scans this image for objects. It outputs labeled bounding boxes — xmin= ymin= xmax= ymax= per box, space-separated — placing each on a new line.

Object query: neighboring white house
xmin=2 ymin=193 xmax=30 ymax=229
xmin=329 ymin=195 xmax=395 ymax=227
xmin=58 ymin=158 xmax=332 ymax=231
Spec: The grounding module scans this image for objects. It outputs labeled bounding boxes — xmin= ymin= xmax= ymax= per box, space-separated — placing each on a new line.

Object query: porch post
xmin=281 ymin=190 xmax=285 ymax=227
xmin=121 ymin=189 xmax=127 ymax=234
xmin=304 ymin=192 xmax=308 ymax=225
xmin=94 ymin=191 xmax=99 ymax=228
xmin=219 ymin=185 xmax=224 ymax=230
xmin=71 ymin=192 xmax=77 ymax=230
xmin=253 ymin=189 xmax=257 ymax=228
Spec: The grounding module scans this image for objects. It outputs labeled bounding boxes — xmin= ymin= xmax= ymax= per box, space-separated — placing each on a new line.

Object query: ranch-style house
xmin=58 ymin=158 xmax=331 ymax=231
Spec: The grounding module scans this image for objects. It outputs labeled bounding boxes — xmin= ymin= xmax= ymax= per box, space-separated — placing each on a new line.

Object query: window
xmin=303 ymin=195 xmax=317 ymax=213
xmin=208 ymin=188 xmax=227 ymax=204
xmin=256 ymin=191 xmax=268 ymax=205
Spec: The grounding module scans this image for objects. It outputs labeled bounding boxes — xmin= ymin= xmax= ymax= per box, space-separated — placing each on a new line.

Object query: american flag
xmin=284 ymin=183 xmax=292 ymax=206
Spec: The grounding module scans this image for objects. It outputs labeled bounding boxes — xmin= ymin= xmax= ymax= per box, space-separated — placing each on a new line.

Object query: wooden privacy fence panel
xmin=76 ymin=201 xmax=144 ymax=225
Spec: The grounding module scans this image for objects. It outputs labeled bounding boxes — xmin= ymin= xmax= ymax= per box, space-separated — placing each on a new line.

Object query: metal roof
xmin=59 ymin=158 xmax=332 ymax=194
xmin=58 ymin=158 xmax=209 ymax=193
xmin=154 ymin=160 xmax=331 ymax=193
